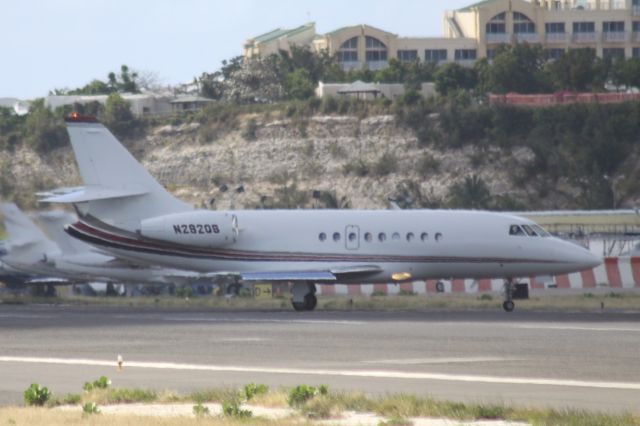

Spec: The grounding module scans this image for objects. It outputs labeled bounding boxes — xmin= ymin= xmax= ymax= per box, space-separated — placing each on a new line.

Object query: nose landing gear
xmin=291 ymin=282 xmax=317 ymax=311
xmin=503 ymin=279 xmax=516 ymax=313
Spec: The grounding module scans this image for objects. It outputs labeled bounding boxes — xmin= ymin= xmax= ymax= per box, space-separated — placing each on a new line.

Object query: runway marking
xmin=2 ymin=356 xmax=640 ymax=391
xmin=514 ymin=325 xmax=640 ymax=333
xmin=0 ymin=314 xmax=54 ymax=319
xmin=160 ymin=317 xmax=365 ymax=325
xmin=362 ymin=357 xmax=522 ymax=365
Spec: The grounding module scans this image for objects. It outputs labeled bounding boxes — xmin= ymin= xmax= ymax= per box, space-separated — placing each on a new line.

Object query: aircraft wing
xmin=23 ymin=277 xmax=72 ymax=285
xmin=195 ymin=265 xmax=384 ymax=283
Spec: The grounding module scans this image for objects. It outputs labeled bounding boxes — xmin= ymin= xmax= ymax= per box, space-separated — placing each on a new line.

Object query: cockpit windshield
xmin=509 ymin=224 xmax=551 ymax=237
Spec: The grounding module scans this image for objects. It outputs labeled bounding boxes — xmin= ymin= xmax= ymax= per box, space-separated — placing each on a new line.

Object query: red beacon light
xmin=65 ymin=112 xmax=98 ymax=123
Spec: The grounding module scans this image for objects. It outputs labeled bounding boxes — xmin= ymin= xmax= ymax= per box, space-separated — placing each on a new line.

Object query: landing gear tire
xmin=503 ymin=279 xmax=516 ymax=313
xmin=292 ymin=294 xmax=317 ymax=311
xmin=291 ymin=282 xmax=317 ymax=312
xmin=502 ymin=300 xmax=515 ymax=312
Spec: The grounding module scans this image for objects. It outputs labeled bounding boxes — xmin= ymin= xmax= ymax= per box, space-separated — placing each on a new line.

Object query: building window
xmin=455 ymin=49 xmax=477 ymax=60
xmin=513 ymin=12 xmax=535 ymax=34
xmin=365 ymin=36 xmax=388 ymax=62
xmin=634 ymin=47 xmax=640 ymax=58
xmin=603 ymin=21 xmax=625 ymax=33
xmin=573 ymin=22 xmax=595 ymax=33
xmin=487 ymin=49 xmax=497 ymax=60
xmin=603 ymin=48 xmax=625 ymax=60
xmin=545 ymin=22 xmax=565 ymax=34
xmin=486 ymin=12 xmax=506 ymax=34
xmin=545 ymin=48 xmax=565 ymax=60
xmin=634 ymin=22 xmax=640 ymax=32
xmin=425 ymin=49 xmax=447 ymax=62
xmin=397 ymin=50 xmax=418 ymax=62
xmin=338 ymin=37 xmax=358 ymax=62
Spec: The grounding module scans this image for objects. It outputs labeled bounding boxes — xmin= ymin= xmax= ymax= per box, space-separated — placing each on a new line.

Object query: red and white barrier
xmin=316 ymin=257 xmax=640 ymax=295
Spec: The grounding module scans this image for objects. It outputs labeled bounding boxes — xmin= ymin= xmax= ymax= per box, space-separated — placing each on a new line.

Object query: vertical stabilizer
xmin=0 ymin=203 xmax=60 ymax=263
xmin=64 ymin=114 xmax=191 ymax=230
xmin=36 ymin=211 xmax=90 ymax=255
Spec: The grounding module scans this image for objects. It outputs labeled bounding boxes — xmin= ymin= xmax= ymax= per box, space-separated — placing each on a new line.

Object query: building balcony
xmin=339 ymin=61 xmax=362 ymax=71
xmin=365 ymin=60 xmax=389 ymax=71
xmin=602 ymin=31 xmax=628 ymax=43
xmin=515 ymin=33 xmax=540 ymax=43
xmin=486 ymin=33 xmax=511 ymax=44
xmin=545 ymin=33 xmax=567 ymax=43
xmin=455 ymin=59 xmax=476 ymax=67
xmin=573 ymin=32 xmax=599 ymax=43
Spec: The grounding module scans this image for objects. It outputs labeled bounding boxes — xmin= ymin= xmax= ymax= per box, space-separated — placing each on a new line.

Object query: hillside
xmin=2 ymin=106 xmax=639 ymax=212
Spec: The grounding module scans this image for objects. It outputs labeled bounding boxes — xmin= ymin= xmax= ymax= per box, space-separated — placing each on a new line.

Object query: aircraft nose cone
xmin=581 ymin=250 xmax=602 ymax=270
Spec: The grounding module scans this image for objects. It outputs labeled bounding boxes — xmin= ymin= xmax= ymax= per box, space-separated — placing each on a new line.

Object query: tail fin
xmin=36 ymin=211 xmax=89 ymax=255
xmin=59 ymin=114 xmax=191 ymax=230
xmin=0 ymin=203 xmax=60 ymax=263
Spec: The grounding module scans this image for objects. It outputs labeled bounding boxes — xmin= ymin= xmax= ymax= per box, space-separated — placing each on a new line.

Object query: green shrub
xmin=373 ymin=152 xmax=399 ymax=176
xmin=288 ymin=384 xmax=328 ymax=407
xmin=342 ymin=159 xmax=370 ymax=177
xmin=478 ymin=294 xmax=493 ymax=301
xmin=24 ymin=383 xmax=51 ymax=406
xmin=222 ymin=399 xmax=252 ymax=418
xmin=83 ymin=376 xmax=111 ymax=392
xmin=82 ymin=402 xmax=100 ymax=415
xmin=103 ymin=388 xmax=157 ymax=404
xmin=193 ymin=402 xmax=210 ymax=417
xmin=242 ymin=118 xmax=258 ymax=141
xmin=244 ymin=383 xmax=269 ymax=400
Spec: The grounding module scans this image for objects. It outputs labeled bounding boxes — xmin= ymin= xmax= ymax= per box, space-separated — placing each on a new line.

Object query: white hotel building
xmin=244 ymin=0 xmax=640 ymax=68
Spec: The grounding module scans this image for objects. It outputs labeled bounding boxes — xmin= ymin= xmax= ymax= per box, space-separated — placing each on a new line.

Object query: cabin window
xmin=364 ymin=232 xmax=373 ymax=242
xmin=333 ymin=232 xmax=341 ymax=242
xmin=435 ymin=232 xmax=443 ymax=242
xmin=392 ymin=232 xmax=401 ymax=241
xmin=319 ymin=232 xmax=327 ymax=242
xmin=348 ymin=232 xmax=357 ymax=242
xmin=407 ymin=232 xmax=415 ymax=242
xmin=531 ymin=225 xmax=551 ymax=237
xmin=522 ymin=224 xmax=538 ymax=237
xmin=378 ymin=232 xmax=387 ymax=242
xmin=509 ymin=225 xmax=525 ymax=236
xmin=421 ymin=232 xmax=429 ymax=242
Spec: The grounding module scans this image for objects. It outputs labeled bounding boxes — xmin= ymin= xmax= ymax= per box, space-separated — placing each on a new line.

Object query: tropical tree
xmin=447 ymin=174 xmax=492 ymax=209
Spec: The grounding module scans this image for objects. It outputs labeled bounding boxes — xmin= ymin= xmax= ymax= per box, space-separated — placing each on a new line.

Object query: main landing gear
xmin=291 ymin=282 xmax=317 ymax=311
xmin=503 ymin=279 xmax=516 ymax=313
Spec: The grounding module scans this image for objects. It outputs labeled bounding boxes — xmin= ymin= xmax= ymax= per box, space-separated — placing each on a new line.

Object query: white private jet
xmin=0 ymin=203 xmax=218 ymax=291
xmin=42 ymin=113 xmax=601 ymax=312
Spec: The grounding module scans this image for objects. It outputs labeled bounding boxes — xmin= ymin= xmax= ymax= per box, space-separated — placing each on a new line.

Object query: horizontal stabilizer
xmin=240 ymin=271 xmax=337 ymax=282
xmin=39 ymin=186 xmax=148 ymax=204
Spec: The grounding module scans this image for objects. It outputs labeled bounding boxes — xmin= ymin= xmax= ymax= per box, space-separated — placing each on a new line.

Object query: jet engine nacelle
xmin=140 ymin=211 xmax=238 ymax=248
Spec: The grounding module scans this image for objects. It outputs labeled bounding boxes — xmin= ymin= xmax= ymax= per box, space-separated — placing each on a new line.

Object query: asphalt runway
xmin=0 ymin=304 xmax=639 ymax=413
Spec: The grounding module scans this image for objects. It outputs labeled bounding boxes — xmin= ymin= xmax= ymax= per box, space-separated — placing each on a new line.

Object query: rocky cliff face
xmin=0 ymin=114 xmax=548 ymax=210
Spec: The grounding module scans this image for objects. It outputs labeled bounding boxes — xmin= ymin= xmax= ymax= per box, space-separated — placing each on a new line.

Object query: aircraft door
xmin=345 ymin=225 xmax=360 ymax=250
